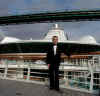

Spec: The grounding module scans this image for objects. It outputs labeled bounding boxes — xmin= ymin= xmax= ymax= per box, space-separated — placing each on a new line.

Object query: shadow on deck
xmin=0 ymin=79 xmax=98 ymax=96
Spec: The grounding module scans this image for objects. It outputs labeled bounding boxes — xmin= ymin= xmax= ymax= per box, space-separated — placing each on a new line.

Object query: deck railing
xmin=0 ymin=55 xmax=100 ymax=94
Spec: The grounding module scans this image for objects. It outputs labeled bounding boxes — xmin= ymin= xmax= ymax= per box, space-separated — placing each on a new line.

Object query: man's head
xmin=52 ymin=36 xmax=58 ymax=45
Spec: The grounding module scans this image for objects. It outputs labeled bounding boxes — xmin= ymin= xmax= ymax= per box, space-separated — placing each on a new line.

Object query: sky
xmin=0 ymin=0 xmax=100 ymax=42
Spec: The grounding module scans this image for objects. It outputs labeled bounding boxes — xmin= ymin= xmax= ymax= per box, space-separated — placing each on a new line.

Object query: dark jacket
xmin=46 ymin=43 xmax=70 ymax=66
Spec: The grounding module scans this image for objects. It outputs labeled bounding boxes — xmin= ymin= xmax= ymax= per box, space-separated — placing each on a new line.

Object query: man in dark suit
xmin=46 ymin=36 xmax=70 ymax=91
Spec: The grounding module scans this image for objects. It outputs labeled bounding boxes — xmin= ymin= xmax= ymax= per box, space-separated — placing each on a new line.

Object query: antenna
xmin=55 ymin=24 xmax=58 ymax=28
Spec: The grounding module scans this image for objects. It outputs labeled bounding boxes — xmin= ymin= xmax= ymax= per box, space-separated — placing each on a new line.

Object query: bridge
xmin=0 ymin=9 xmax=100 ymax=25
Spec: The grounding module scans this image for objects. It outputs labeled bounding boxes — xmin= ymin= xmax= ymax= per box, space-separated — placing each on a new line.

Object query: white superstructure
xmin=0 ymin=24 xmax=98 ymax=44
xmin=44 ymin=24 xmax=68 ymax=42
xmin=1 ymin=36 xmax=20 ymax=43
xmin=79 ymin=35 xmax=97 ymax=44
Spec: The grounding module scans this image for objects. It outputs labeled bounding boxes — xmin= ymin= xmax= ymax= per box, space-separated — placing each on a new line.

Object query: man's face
xmin=52 ymin=37 xmax=58 ymax=45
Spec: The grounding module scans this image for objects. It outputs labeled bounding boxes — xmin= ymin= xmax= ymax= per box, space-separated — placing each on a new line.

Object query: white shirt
xmin=53 ymin=45 xmax=57 ymax=55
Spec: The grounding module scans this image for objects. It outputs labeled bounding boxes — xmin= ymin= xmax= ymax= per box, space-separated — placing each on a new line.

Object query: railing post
xmin=27 ymin=60 xmax=30 ymax=81
xmin=63 ymin=59 xmax=66 ymax=80
xmin=98 ymin=55 xmax=100 ymax=68
xmin=88 ymin=57 xmax=94 ymax=92
xmin=17 ymin=60 xmax=24 ymax=79
xmin=4 ymin=59 xmax=8 ymax=78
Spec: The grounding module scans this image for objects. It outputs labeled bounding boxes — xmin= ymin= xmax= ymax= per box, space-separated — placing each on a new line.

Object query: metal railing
xmin=0 ymin=55 xmax=100 ymax=94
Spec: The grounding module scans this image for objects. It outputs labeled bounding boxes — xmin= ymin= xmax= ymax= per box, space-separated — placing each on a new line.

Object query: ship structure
xmin=0 ymin=24 xmax=100 ymax=94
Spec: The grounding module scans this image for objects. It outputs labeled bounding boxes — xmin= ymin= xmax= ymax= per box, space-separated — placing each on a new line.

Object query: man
xmin=46 ymin=36 xmax=70 ymax=91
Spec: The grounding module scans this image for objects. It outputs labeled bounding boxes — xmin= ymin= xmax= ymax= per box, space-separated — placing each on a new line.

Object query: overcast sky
xmin=0 ymin=0 xmax=100 ymax=42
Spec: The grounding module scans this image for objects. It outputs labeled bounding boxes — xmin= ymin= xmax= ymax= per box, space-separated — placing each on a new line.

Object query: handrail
xmin=0 ymin=55 xmax=99 ymax=93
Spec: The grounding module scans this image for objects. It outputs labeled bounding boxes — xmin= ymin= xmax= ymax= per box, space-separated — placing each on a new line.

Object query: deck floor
xmin=0 ymin=79 xmax=98 ymax=96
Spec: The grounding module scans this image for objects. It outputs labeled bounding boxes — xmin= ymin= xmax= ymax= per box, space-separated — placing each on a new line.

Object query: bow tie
xmin=53 ymin=44 xmax=57 ymax=46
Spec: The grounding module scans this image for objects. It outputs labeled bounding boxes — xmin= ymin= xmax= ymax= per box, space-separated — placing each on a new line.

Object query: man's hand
xmin=48 ymin=64 xmax=50 ymax=68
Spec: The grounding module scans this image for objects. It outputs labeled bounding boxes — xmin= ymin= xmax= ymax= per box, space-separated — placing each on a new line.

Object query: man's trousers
xmin=49 ymin=64 xmax=59 ymax=89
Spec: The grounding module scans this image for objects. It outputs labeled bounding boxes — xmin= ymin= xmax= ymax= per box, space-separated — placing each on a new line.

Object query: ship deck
xmin=0 ymin=79 xmax=98 ymax=96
